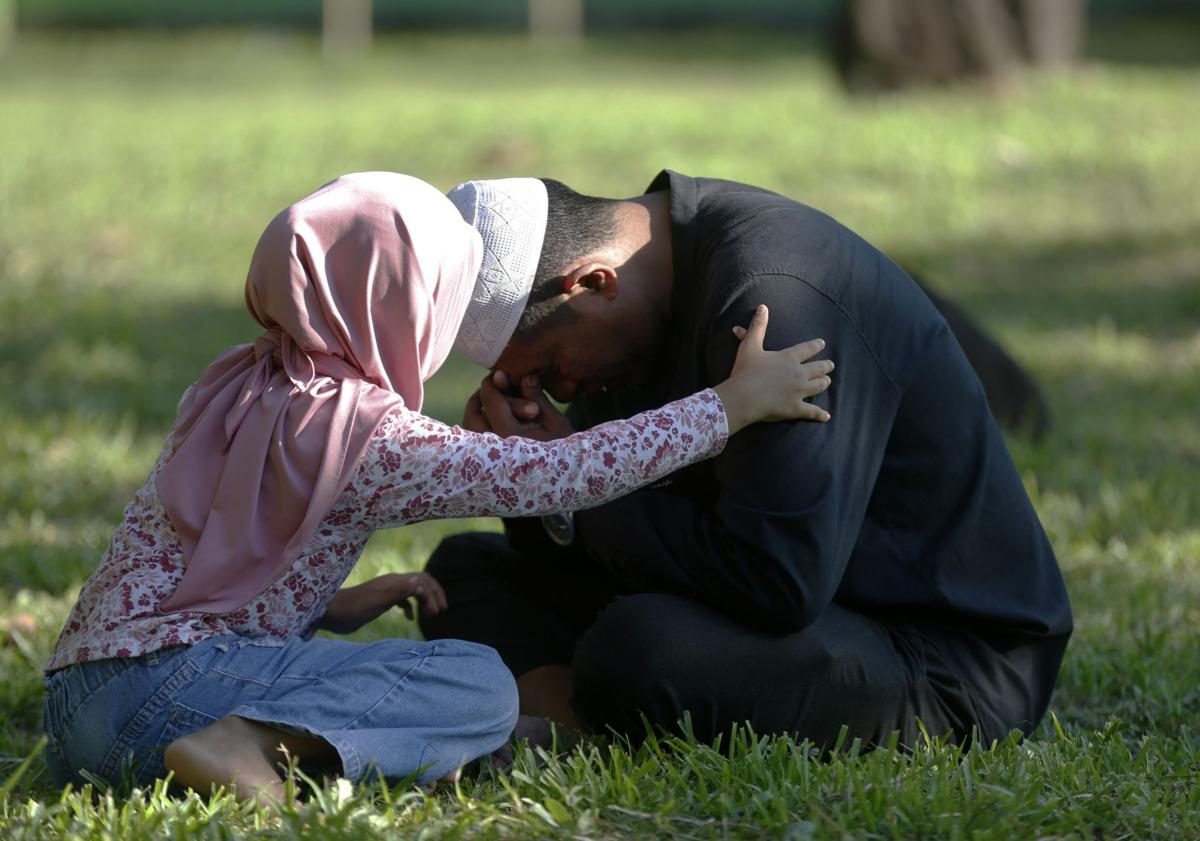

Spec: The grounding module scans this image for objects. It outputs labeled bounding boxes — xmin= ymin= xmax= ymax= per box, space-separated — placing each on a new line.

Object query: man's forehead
xmin=496 ymin=335 xmax=554 ymax=372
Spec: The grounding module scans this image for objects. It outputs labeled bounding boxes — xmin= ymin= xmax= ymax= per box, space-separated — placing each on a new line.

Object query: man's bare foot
xmin=480 ymin=714 xmax=561 ymax=773
xmin=516 ymin=665 xmax=579 ymax=731
xmin=423 ymin=766 xmax=463 ymax=791
xmin=512 ymin=714 xmax=556 ymax=751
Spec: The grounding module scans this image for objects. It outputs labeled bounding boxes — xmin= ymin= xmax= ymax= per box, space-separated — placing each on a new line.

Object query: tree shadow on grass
xmin=1085 ymin=14 xmax=1200 ymax=68
xmin=1 ymin=291 xmax=255 ymax=430
xmin=0 ymin=291 xmax=248 ymax=595
xmin=1 ymin=286 xmax=483 ymax=433
xmin=0 ymin=281 xmax=487 ymax=598
xmin=896 ymin=224 xmax=1200 ymax=524
xmin=893 ymin=224 xmax=1200 ymax=336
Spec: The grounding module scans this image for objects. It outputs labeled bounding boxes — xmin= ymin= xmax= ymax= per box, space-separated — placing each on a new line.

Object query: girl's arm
xmin=318 ymin=572 xmax=446 ymax=634
xmin=350 ymin=306 xmax=833 ymax=531
xmin=357 ymin=387 xmax=729 ymax=529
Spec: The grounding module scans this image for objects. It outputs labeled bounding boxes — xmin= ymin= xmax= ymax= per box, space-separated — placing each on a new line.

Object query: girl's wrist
xmin=712 ymin=381 xmax=752 ymax=434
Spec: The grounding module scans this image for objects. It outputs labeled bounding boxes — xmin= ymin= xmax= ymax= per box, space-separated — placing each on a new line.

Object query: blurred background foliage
xmin=11 ymin=0 xmax=1198 ymax=30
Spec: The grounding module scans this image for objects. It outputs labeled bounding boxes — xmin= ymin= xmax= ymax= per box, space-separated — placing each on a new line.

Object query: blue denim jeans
xmin=43 ymin=634 xmax=518 ymax=788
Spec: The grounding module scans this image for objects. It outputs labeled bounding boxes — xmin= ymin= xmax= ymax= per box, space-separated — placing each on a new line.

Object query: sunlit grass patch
xmin=3 ymin=724 xmax=1199 ymax=839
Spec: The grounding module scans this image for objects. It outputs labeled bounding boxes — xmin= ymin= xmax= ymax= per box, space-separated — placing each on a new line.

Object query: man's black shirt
xmin=564 ymin=170 xmax=1072 ymax=650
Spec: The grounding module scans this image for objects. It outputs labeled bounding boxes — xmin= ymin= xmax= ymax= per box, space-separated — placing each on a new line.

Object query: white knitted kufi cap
xmin=447 ymin=178 xmax=549 ymax=367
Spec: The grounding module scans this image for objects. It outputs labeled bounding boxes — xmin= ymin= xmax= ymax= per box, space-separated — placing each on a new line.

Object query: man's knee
xmin=424 ymin=531 xmax=508 ymax=583
xmin=570 ymin=595 xmax=859 ymax=743
xmin=420 ymin=532 xmax=511 ymax=640
xmin=572 ymin=594 xmax=703 ymax=736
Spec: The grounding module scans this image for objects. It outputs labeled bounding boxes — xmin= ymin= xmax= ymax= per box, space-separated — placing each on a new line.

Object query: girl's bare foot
xmin=424 ymin=766 xmax=463 ymax=791
xmin=164 ymin=715 xmax=337 ymax=805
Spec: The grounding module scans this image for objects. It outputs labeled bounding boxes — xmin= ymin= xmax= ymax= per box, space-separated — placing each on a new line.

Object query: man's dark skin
xmin=430 ymin=172 xmax=1071 ymax=744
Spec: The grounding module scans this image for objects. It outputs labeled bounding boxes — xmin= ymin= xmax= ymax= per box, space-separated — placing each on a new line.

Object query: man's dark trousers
xmin=420 ymin=530 xmax=1061 ymax=747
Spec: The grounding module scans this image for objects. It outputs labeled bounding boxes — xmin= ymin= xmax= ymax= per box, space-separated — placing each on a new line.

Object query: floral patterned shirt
xmin=47 ymin=390 xmax=728 ymax=671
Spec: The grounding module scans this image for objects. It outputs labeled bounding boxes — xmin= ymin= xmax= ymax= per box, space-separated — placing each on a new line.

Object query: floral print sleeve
xmin=46 ymin=390 xmax=727 ymax=671
xmin=353 ymin=388 xmax=729 ymax=529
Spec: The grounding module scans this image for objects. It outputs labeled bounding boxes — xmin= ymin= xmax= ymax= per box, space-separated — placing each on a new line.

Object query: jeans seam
xmin=338 ymin=653 xmax=432 ymax=730
xmin=337 ymin=737 xmax=363 ymax=780
xmin=51 ymin=660 xmax=137 ymax=740
xmin=169 ymin=701 xmax=218 ymax=725
xmin=42 ymin=683 xmax=67 ymax=745
xmin=97 ymin=658 xmax=200 ymax=782
xmin=209 ymin=668 xmax=274 ymax=688
xmin=416 ymin=743 xmax=442 ymax=783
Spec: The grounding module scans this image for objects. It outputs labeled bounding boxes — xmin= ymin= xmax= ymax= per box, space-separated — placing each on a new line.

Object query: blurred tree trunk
xmin=529 ymin=0 xmax=584 ymax=41
xmin=833 ymin=0 xmax=1086 ymax=91
xmin=323 ymin=0 xmax=373 ymax=58
xmin=0 ymin=0 xmax=15 ymax=55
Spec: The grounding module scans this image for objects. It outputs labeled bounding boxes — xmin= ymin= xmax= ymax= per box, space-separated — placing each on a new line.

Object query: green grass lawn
xmin=2 ymin=28 xmax=1199 ymax=839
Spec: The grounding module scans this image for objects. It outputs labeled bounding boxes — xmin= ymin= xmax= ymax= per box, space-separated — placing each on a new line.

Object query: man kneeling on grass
xmin=422 ymin=172 xmax=1074 ymax=748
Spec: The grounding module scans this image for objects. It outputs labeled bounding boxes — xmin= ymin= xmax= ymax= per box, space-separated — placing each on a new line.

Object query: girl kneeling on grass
xmin=42 ymin=172 xmax=834 ymax=803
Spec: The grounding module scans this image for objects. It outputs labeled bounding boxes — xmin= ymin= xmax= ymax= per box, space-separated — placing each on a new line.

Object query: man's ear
xmin=561 ymin=262 xmax=619 ymax=301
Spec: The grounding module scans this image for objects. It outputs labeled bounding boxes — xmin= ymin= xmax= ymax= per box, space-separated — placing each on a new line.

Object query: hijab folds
xmin=156 ymin=172 xmax=482 ymax=614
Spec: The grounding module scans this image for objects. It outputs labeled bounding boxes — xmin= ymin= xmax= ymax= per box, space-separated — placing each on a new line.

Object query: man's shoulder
xmin=663 ymin=170 xmax=937 ymax=345
xmin=654 ymin=170 xmax=848 ymax=247
xmin=691 ymin=175 xmax=781 ymax=200
xmin=678 ymin=177 xmax=946 ymax=385
xmin=689 ymin=188 xmax=856 ymax=291
xmin=673 ymin=177 xmax=844 ymax=250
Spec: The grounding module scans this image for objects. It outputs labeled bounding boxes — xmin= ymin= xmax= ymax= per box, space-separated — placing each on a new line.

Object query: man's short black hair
xmin=513 ymin=178 xmax=621 ymax=341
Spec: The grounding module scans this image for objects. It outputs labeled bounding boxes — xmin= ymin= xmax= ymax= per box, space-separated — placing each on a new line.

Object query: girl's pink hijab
xmin=156 ymin=172 xmax=482 ymax=614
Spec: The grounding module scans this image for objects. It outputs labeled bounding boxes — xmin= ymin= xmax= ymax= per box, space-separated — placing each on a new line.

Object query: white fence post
xmin=0 ymin=0 xmax=16 ymax=55
xmin=529 ymin=0 xmax=584 ymax=41
xmin=323 ymin=0 xmax=373 ymax=58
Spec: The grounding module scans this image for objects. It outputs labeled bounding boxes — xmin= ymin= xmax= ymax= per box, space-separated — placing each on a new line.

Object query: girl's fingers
xmin=742 ymin=305 xmax=769 ymax=350
xmin=805 ymin=376 xmax=832 ymax=397
xmin=789 ymin=338 xmax=828 ymax=363
xmin=404 ymin=573 xmax=447 ymax=615
xmin=424 ymin=576 xmax=448 ymax=614
xmin=797 ymin=402 xmax=832 ymax=422
xmin=731 ymin=325 xmax=747 ymax=341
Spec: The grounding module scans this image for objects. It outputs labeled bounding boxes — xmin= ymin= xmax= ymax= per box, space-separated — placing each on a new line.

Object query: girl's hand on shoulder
xmin=713 ymin=305 xmax=835 ymax=434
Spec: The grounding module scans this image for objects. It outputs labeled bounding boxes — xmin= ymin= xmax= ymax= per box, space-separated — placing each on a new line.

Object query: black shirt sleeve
xmin=574 ymin=275 xmax=903 ymax=633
